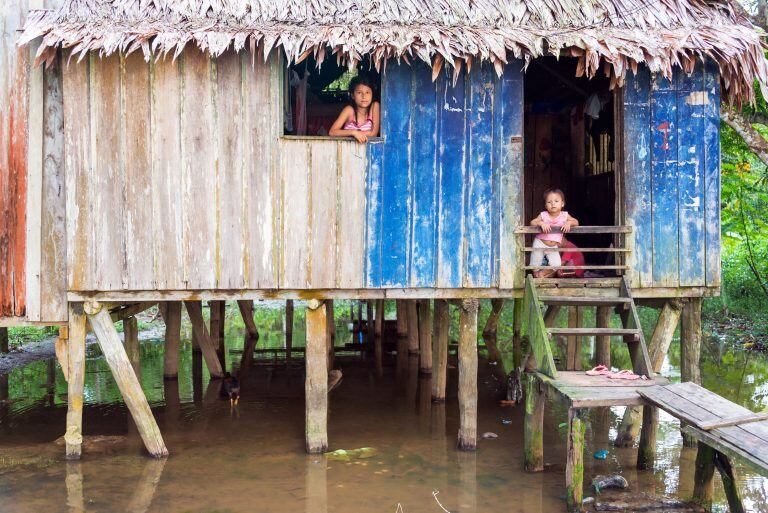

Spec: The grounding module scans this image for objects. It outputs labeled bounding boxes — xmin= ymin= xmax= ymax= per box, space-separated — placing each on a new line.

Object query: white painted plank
xmin=309 ymin=142 xmax=338 ymax=288
xmin=336 ymin=141 xmax=367 ymax=288
xmin=280 ymin=139 xmax=310 ymax=288
xmin=215 ymin=51 xmax=245 ymax=288
xmin=181 ymin=48 xmax=216 ymax=289
xmin=150 ymin=56 xmax=184 ymax=290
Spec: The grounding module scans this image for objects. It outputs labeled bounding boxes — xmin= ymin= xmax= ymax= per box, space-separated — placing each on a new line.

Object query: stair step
xmin=548 ymin=328 xmax=641 ymax=341
xmin=539 ymin=296 xmax=632 ymax=308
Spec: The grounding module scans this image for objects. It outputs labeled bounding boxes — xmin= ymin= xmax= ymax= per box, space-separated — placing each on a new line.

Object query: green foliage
xmin=6 ymin=326 xmax=58 ymax=348
xmin=717 ymin=119 xmax=768 ymax=319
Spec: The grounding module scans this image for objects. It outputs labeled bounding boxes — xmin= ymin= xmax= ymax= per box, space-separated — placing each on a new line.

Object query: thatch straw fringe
xmin=18 ymin=0 xmax=768 ymax=104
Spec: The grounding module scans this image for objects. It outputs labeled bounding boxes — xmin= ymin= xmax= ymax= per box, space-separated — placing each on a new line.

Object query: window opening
xmin=284 ymin=55 xmax=381 ymax=137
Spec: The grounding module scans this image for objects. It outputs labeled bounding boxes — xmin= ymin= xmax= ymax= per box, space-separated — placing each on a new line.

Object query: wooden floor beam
xmin=85 ymin=302 xmax=168 ymax=458
xmin=65 ymin=304 xmax=87 ymax=459
xmin=458 ymin=299 xmax=478 ymax=451
xmin=305 ymin=299 xmax=328 ymax=453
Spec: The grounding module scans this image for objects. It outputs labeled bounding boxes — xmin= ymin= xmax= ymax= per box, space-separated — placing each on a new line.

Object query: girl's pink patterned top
xmin=535 ymin=211 xmax=568 ymax=243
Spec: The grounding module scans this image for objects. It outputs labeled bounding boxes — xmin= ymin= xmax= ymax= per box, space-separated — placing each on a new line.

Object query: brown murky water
xmin=1 ymin=303 xmax=767 ymax=512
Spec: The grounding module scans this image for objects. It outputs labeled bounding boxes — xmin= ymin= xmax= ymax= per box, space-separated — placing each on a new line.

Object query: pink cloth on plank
xmin=535 ymin=211 xmax=569 ymax=244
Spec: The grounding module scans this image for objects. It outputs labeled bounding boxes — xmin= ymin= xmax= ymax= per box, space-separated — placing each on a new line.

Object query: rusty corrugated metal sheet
xmin=0 ymin=2 xmax=29 ymax=317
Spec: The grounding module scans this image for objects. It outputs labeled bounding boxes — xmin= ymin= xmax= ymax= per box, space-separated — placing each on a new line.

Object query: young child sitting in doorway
xmin=329 ymin=75 xmax=380 ymax=143
xmin=529 ymin=188 xmax=579 ymax=278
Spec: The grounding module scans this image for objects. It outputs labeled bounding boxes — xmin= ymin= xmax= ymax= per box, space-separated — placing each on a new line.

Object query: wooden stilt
xmin=483 ymin=299 xmax=505 ymax=337
xmin=637 ymin=404 xmax=658 ymax=469
xmin=55 ymin=326 xmax=70 ymax=382
xmin=326 ymin=300 xmax=335 ymax=371
xmin=84 ymin=302 xmax=168 ymax=458
xmin=305 ymin=300 xmax=328 ymax=454
xmin=183 ymin=301 xmax=224 ymax=378
xmin=209 ymin=300 xmax=222 ymax=350
xmin=566 ymin=408 xmax=586 ymax=513
xmin=595 ymin=306 xmax=612 ymax=368
xmin=209 ymin=300 xmax=226 ymax=367
xmin=163 ymin=379 xmax=180 ymax=428
xmin=65 ymin=303 xmax=87 ymax=460
xmin=124 ymin=316 xmax=141 ymax=378
xmin=407 ymin=300 xmax=419 ymax=354
xmin=681 ymin=297 xmax=702 ymax=447
xmin=566 ymin=307 xmax=583 ymax=370
xmin=648 ymin=299 xmax=684 ymax=372
xmin=524 ymin=376 xmax=544 ymax=472
xmin=162 ymin=302 xmax=181 ymax=379
xmin=374 ymin=299 xmax=384 ymax=377
xmin=692 ymin=441 xmax=716 ymax=509
xmin=0 ymin=327 xmax=8 ymax=353
xmin=457 ymin=298 xmax=478 ymax=451
xmin=432 ymin=299 xmax=449 ymax=402
xmin=285 ymin=300 xmax=294 ymax=362
xmin=418 ymin=299 xmax=433 ymax=374
xmin=396 ymin=299 xmax=408 ymax=338
xmin=356 ymin=301 xmax=363 ymax=331
xmin=714 ymin=451 xmax=745 ymax=513
xmin=614 ymin=405 xmax=642 ymax=447
xmin=512 ymin=298 xmax=524 ymax=369
xmin=366 ymin=300 xmax=374 ymax=341
xmin=237 ymin=300 xmax=259 ymax=338
xmin=374 ymin=299 xmax=384 ymax=338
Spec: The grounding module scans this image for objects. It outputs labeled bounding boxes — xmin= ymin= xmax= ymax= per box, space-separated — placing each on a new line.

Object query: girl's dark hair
xmin=348 ymin=74 xmax=376 ymax=106
xmin=543 ymin=188 xmax=565 ymax=202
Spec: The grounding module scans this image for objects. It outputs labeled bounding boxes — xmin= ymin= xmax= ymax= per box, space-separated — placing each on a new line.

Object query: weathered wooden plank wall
xmin=62 ymin=50 xmax=286 ymax=292
xmin=365 ymin=61 xmax=524 ymax=289
xmin=0 ymin=1 xmax=30 ymax=317
xmin=623 ymin=63 xmax=720 ymax=289
xmin=61 ymin=50 xmax=369 ymax=291
xmin=0 ymin=0 xmax=67 ymax=324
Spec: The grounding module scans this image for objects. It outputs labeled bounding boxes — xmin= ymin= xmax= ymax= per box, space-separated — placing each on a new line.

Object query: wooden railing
xmin=514 ymin=225 xmax=632 ymax=275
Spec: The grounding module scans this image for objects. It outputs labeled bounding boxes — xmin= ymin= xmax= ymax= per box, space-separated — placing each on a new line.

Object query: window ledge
xmin=281 ymin=135 xmax=385 ymax=143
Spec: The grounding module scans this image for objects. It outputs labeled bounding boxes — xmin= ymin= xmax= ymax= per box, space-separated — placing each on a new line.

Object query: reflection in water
xmin=0 ymin=306 xmax=767 ymax=512
xmin=305 ymin=456 xmax=327 ymax=513
xmin=65 ymin=462 xmax=84 ymax=513
xmin=126 ymin=459 xmax=167 ymax=513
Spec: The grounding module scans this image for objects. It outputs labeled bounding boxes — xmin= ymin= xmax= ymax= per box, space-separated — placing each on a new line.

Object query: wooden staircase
xmin=522 ymin=274 xmax=653 ymax=378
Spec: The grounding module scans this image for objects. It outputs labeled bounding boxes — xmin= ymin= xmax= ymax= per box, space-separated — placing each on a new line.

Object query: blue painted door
xmin=623 ymin=63 xmax=720 ymax=289
xmin=365 ymin=62 xmax=524 ymax=289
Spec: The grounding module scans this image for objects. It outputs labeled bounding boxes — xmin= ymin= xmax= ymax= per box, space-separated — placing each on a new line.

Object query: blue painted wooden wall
xmin=624 ymin=63 xmax=721 ymax=289
xmin=365 ymin=61 xmax=524 ymax=288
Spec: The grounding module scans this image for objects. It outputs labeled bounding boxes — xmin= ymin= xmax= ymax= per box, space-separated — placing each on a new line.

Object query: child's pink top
xmin=535 ymin=211 xmax=568 ymax=243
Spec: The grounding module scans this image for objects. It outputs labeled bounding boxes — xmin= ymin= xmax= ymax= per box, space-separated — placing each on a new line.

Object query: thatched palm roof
xmin=20 ymin=0 xmax=768 ymax=103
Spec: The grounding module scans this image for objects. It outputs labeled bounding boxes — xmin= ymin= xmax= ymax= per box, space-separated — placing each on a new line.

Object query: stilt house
xmin=3 ymin=0 xmax=768 ymax=501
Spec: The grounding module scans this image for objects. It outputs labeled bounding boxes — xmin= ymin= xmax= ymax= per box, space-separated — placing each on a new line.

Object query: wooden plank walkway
xmin=639 ymin=382 xmax=768 ymax=478
xmin=535 ymin=371 xmax=668 ymax=408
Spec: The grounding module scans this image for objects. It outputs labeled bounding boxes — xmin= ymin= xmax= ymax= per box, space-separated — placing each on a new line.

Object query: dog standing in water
xmin=222 ymin=372 xmax=240 ymax=407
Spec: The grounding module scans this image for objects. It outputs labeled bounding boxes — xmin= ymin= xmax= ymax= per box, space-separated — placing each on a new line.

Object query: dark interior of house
xmin=523 ymin=57 xmax=617 ymax=263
